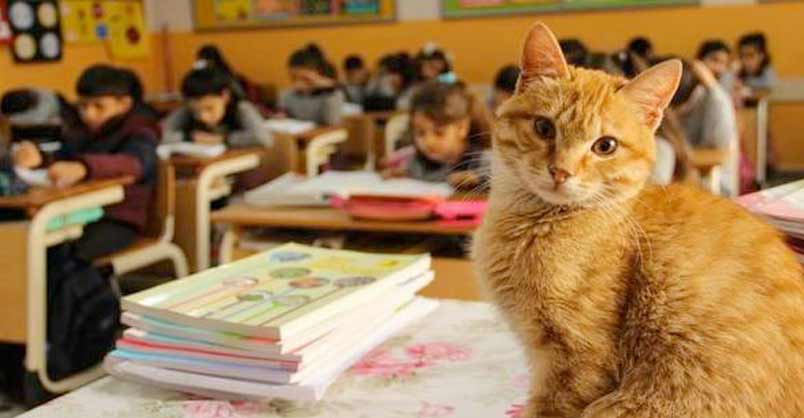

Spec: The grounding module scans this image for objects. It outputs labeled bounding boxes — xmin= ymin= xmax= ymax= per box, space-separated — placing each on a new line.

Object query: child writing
xmin=279 ymin=45 xmax=344 ymax=125
xmin=383 ymin=81 xmax=492 ymax=189
xmin=670 ymin=59 xmax=738 ymax=196
xmin=13 ymin=64 xmax=159 ymax=260
xmin=162 ymin=67 xmax=269 ymax=148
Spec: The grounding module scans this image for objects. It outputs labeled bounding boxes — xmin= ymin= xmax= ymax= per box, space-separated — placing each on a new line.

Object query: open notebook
xmin=244 ymin=171 xmax=454 ymax=207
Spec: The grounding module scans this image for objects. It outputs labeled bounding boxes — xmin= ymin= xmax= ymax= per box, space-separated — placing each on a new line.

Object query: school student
xmin=279 ymin=45 xmax=344 ymax=125
xmin=737 ymin=32 xmax=777 ymax=92
xmin=363 ymin=52 xmax=416 ymax=111
xmin=397 ymin=45 xmax=457 ymax=110
xmin=342 ymin=55 xmax=370 ymax=105
xmin=671 ymin=59 xmax=739 ymax=196
xmin=162 ymin=67 xmax=269 ymax=148
xmin=384 ymin=81 xmax=492 ymax=189
xmin=559 ymin=38 xmax=589 ymax=67
xmin=697 ymin=40 xmax=736 ymax=93
xmin=12 ymin=64 xmax=160 ymax=260
xmin=489 ymin=65 xmax=519 ymax=112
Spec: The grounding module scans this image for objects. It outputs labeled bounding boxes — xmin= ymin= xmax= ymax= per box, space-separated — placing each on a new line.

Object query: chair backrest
xmin=261 ymin=133 xmax=299 ymax=180
xmin=144 ymin=161 xmax=175 ymax=240
xmin=384 ymin=113 xmax=410 ymax=158
xmin=341 ymin=114 xmax=377 ymax=169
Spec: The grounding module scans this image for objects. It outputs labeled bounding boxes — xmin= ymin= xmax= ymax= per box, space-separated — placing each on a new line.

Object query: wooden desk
xmin=690 ymin=148 xmax=728 ymax=174
xmin=0 ymin=178 xmax=127 ymax=395
xmin=211 ymin=205 xmax=481 ymax=301
xmin=270 ymin=125 xmax=347 ymax=174
xmin=0 ymin=178 xmax=132 ymax=216
xmin=211 ymin=205 xmax=476 ymax=236
xmin=171 ymin=150 xmax=261 ymax=273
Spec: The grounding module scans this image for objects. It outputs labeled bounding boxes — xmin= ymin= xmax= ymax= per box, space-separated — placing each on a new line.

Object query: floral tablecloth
xmin=21 ymin=300 xmax=530 ymax=418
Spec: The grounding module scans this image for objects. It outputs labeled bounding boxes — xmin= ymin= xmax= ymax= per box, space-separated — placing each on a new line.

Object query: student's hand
xmin=48 ymin=162 xmax=87 ymax=188
xmin=690 ymin=60 xmax=718 ymax=89
xmin=12 ymin=141 xmax=43 ymax=169
xmin=448 ymin=171 xmax=480 ymax=189
xmin=192 ymin=131 xmax=225 ymax=145
xmin=381 ymin=166 xmax=407 ymax=179
xmin=298 ymin=69 xmax=335 ymax=89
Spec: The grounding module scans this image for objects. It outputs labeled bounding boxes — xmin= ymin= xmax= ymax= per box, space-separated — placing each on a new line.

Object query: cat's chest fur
xmin=472 ymin=194 xmax=633 ymax=351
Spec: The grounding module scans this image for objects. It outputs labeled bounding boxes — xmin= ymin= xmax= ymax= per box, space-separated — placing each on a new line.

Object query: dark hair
xmin=697 ymin=40 xmax=731 ymax=60
xmin=1 ymin=89 xmax=38 ymax=115
xmin=670 ymin=59 xmax=700 ymax=107
xmin=558 ymin=39 xmax=588 ymax=67
xmin=344 ymin=55 xmax=364 ymax=71
xmin=416 ymin=47 xmax=452 ymax=79
xmin=583 ymin=52 xmax=621 ymax=75
xmin=494 ymin=65 xmax=520 ymax=94
xmin=119 ymin=68 xmax=145 ymax=102
xmin=380 ymin=52 xmax=417 ymax=88
xmin=738 ymin=32 xmax=771 ymax=75
xmin=627 ymin=37 xmax=653 ymax=59
xmin=289 ymin=44 xmax=327 ymax=71
xmin=181 ymin=67 xmax=232 ymax=98
xmin=76 ymin=64 xmax=131 ymax=97
xmin=197 ymin=44 xmax=234 ymax=76
xmin=411 ymin=81 xmax=492 ymax=145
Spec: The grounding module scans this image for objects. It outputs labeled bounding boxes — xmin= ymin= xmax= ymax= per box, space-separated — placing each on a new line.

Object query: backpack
xmin=45 ymin=244 xmax=120 ymax=381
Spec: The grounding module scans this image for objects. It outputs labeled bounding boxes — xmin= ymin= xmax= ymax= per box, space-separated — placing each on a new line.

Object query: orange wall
xmin=163 ymin=2 xmax=804 ymax=89
xmin=2 ymin=2 xmax=803 ymax=96
xmin=0 ymin=37 xmax=164 ymax=100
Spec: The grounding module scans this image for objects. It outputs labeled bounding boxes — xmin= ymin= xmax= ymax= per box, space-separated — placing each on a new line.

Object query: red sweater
xmin=60 ymin=113 xmax=159 ymax=231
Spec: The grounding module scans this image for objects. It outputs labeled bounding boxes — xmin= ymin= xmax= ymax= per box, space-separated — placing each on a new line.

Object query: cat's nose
xmin=549 ymin=166 xmax=571 ymax=187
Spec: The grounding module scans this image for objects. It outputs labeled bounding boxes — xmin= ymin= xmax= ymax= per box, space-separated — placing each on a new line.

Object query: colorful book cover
xmin=122 ymin=243 xmax=430 ymax=340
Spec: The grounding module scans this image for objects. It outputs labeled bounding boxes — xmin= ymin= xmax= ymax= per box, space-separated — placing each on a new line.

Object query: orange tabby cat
xmin=472 ymin=23 xmax=804 ymax=418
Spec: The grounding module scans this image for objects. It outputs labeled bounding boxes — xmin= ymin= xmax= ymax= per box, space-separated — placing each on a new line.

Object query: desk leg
xmin=174 ymin=179 xmax=201 ymax=273
xmin=24 ymin=188 xmax=123 ymax=397
xmin=757 ymin=99 xmax=769 ymax=187
xmin=218 ymin=225 xmax=243 ymax=265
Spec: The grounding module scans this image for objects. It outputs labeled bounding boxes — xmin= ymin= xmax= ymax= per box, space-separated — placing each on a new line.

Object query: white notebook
xmin=157 ymin=143 xmax=227 ymax=159
xmin=244 ymin=171 xmax=453 ymax=207
xmin=264 ymin=119 xmax=317 ymax=135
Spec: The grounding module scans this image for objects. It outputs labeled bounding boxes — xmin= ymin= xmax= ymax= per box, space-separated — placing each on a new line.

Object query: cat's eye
xmin=592 ymin=136 xmax=618 ymax=156
xmin=533 ymin=116 xmax=556 ymax=140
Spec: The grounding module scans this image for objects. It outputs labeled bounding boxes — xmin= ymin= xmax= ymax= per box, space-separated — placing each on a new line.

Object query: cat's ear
xmin=619 ymin=59 xmax=682 ymax=131
xmin=517 ymin=22 xmax=569 ymax=92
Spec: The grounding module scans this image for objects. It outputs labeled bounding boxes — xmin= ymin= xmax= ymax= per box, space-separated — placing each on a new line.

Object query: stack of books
xmin=104 ymin=243 xmax=438 ymax=401
xmin=737 ymin=179 xmax=804 ymax=264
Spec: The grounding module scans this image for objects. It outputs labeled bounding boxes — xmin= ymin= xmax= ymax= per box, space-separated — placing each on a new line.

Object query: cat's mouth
xmin=523 ymin=174 xmax=599 ymax=207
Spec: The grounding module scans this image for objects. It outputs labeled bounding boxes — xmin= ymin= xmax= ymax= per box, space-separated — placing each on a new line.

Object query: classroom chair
xmin=340 ymin=114 xmax=377 ymax=170
xmin=306 ymin=128 xmax=349 ymax=177
xmin=384 ymin=113 xmax=410 ymax=158
xmin=95 ymin=161 xmax=189 ymax=278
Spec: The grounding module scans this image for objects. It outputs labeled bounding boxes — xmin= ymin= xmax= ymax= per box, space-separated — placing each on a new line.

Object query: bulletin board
xmin=441 ymin=0 xmax=698 ymax=18
xmin=193 ymin=0 xmax=397 ymax=31
xmin=60 ymin=0 xmax=149 ymax=59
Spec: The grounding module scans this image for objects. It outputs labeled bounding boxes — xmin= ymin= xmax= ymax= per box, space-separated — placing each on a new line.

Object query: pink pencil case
xmin=331 ymin=195 xmax=441 ymax=221
xmin=433 ymin=200 xmax=488 ymax=220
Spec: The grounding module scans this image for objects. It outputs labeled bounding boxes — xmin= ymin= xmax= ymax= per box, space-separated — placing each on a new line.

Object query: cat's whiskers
xmin=595 ymin=187 xmax=653 ymax=265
